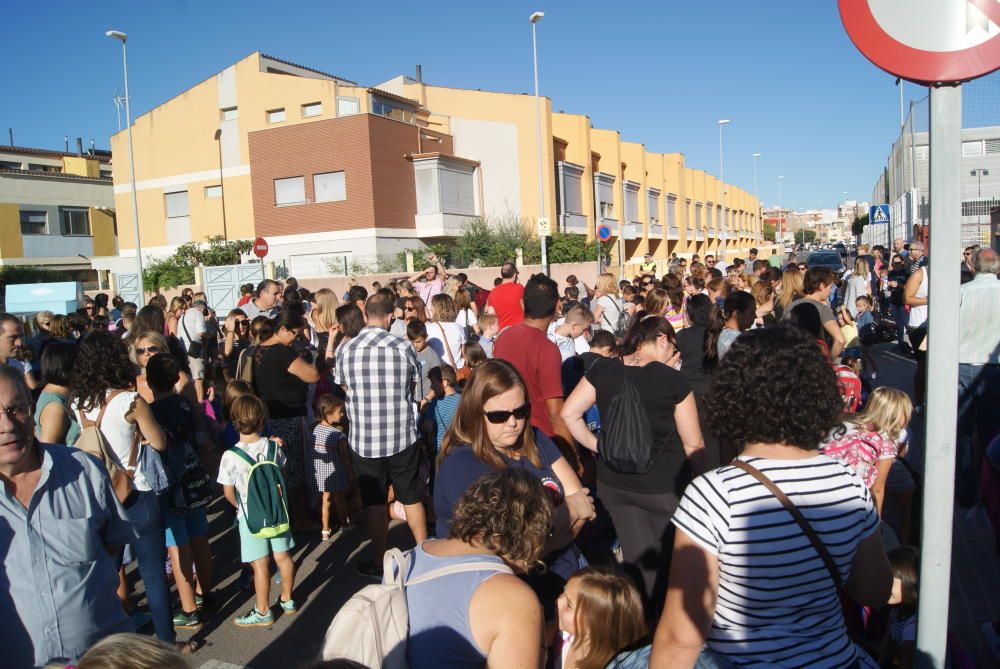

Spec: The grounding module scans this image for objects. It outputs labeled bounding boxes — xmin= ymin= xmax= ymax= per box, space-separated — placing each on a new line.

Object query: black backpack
xmin=597 ymin=361 xmax=655 ymax=474
xmin=601 ymin=299 xmax=629 ymax=338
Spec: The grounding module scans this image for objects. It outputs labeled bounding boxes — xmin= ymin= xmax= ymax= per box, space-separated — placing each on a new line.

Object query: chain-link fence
xmin=871 ymin=72 xmax=1000 ymax=250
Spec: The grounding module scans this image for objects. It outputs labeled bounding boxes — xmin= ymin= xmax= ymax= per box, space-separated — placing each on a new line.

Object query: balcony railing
xmin=667 ymin=226 xmax=681 ymax=240
xmin=648 ymin=223 xmax=663 ymax=238
xmin=562 ymin=213 xmax=588 ymax=234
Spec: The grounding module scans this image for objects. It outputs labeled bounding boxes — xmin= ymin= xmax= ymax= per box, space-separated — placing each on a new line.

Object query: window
xmin=60 ymin=208 xmax=90 ymax=235
xmin=962 ymin=140 xmax=983 ymax=157
xmin=302 ymin=102 xmax=322 ymax=118
xmin=914 ymin=145 xmax=928 ymax=160
xmin=647 ymin=189 xmax=659 ymax=224
xmin=267 ymin=108 xmax=286 ymax=123
xmin=204 ymin=185 xmax=222 ymax=199
xmin=337 ymin=96 xmax=360 ymax=116
xmin=371 ymin=96 xmax=416 ymax=124
xmin=1 ymin=160 xmax=21 ymax=170
xmin=666 ymin=195 xmax=678 ymax=229
xmin=274 ymin=176 xmax=305 ymax=206
xmin=314 ymin=171 xmax=346 ymax=202
xmin=20 ymin=210 xmax=47 ymax=235
xmin=986 ymin=138 xmax=1000 ymax=155
xmin=165 ymin=190 xmax=190 ymax=218
xmin=221 ymin=107 xmax=238 ymax=121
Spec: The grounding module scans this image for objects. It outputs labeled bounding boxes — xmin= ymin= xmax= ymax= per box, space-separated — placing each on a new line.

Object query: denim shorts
xmin=162 ymin=504 xmax=209 ymax=548
xmin=238 ymin=515 xmax=294 ymax=563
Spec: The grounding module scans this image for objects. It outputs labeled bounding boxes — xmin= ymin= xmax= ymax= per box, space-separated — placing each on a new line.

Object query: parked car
xmin=833 ymin=243 xmax=848 ymax=258
xmin=806 ymin=250 xmax=846 ymax=275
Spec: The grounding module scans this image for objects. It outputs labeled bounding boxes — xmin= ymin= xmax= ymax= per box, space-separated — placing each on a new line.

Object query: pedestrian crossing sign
xmin=870 ymin=204 xmax=890 ymax=224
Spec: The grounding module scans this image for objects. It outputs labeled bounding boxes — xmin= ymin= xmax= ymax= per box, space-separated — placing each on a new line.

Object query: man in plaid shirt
xmin=335 ymin=291 xmax=428 ymax=578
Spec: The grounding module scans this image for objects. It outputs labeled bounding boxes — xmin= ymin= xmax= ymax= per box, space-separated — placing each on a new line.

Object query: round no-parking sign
xmin=839 ymin=0 xmax=1000 ymax=84
xmin=597 ymin=224 xmax=613 ymax=242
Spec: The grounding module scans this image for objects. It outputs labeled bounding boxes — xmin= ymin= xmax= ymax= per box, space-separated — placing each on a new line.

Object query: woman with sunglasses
xmin=435 ymin=359 xmax=596 ymax=624
xmin=389 ymin=295 xmax=428 ymax=338
xmin=131 ymin=331 xmax=198 ymax=408
xmin=222 ymin=308 xmax=251 ymax=380
xmin=253 ymin=310 xmax=321 ymax=530
xmin=561 ymin=313 xmax=705 ymax=612
xmin=165 ymin=297 xmax=186 ymax=337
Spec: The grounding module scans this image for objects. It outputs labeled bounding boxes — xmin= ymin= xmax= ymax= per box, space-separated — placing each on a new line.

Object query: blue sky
xmin=3 ymin=1 xmax=919 ymax=211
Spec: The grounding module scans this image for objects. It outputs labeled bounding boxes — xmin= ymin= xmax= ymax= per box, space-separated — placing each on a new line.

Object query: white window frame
xmin=20 ymin=210 xmax=48 ymax=235
xmin=164 ymin=190 xmax=190 ymax=218
xmin=59 ymin=207 xmax=91 ymax=236
xmin=274 ymin=176 xmax=306 ymax=206
xmin=267 ymin=108 xmax=286 ymax=124
xmin=337 ymin=96 xmax=360 ymax=116
xmin=302 ymin=102 xmax=322 ymax=118
xmin=221 ymin=107 xmax=238 ymax=121
xmin=313 ymin=171 xmax=346 ymax=203
xmin=962 ymin=140 xmax=983 ymax=157
xmin=204 ymin=185 xmax=222 ymax=199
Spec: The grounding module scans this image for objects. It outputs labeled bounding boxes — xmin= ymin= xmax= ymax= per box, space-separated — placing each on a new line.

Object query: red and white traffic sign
xmin=840 ymin=0 xmax=1000 ymax=84
xmin=253 ymin=237 xmax=269 ymax=258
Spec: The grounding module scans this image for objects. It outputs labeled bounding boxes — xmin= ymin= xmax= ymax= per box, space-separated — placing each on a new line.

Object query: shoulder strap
xmin=180 ymin=311 xmax=192 ymax=342
xmin=435 ymin=321 xmax=459 ymax=369
xmin=730 ymin=459 xmax=843 ymax=590
xmin=267 ymin=439 xmax=279 ymax=462
xmin=230 ymin=445 xmax=257 ymax=467
xmin=405 ymin=561 xmax=514 ymax=587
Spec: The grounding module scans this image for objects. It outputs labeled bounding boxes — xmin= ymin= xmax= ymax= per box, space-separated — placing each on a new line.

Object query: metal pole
xmin=915 ymin=83 xmax=962 ymax=669
xmin=718 ymin=121 xmax=727 ymax=259
xmin=897 ymin=78 xmax=905 ymax=128
xmin=120 ymin=38 xmax=145 ymax=306
xmin=531 ymin=16 xmax=548 ymax=275
xmin=216 ymin=130 xmax=228 ymax=241
xmin=778 ymin=176 xmax=784 ymax=248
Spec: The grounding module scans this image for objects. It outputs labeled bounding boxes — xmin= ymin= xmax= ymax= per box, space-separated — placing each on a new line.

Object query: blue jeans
xmin=891 ymin=303 xmax=908 ymax=347
xmin=123 ymin=490 xmax=175 ymax=644
xmin=957 ymin=364 xmax=1000 ymax=506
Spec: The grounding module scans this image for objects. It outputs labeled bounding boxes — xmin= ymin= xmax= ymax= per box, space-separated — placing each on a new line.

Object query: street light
xmin=106 ymin=29 xmax=145 ymax=306
xmin=530 ymin=11 xmax=548 ymax=275
xmin=718 ymin=120 xmax=730 ymax=258
xmin=777 ymin=175 xmax=785 ymax=248
xmin=752 ymin=153 xmax=761 ymax=242
xmin=214 ymin=128 xmax=229 ymax=241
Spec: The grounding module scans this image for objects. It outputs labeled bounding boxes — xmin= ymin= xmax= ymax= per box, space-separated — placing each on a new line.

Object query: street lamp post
xmin=718 ymin=119 xmax=730 ymax=259
xmin=214 ymin=128 xmax=229 ymax=241
xmin=777 ymin=175 xmax=785 ymax=250
xmin=972 ymin=169 xmax=989 ymax=232
xmin=752 ymin=153 xmax=761 ymax=242
xmin=530 ymin=11 xmax=548 ymax=275
xmin=106 ymin=29 xmax=145 ymax=306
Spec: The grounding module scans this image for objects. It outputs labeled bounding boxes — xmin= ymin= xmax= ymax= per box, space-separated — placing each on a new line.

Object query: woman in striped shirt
xmin=651 ymin=325 xmax=893 ymax=669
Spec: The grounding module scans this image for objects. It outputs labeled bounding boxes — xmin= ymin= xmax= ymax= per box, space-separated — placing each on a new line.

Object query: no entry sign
xmin=253 ymin=237 xmax=269 ymax=258
xmin=839 ymin=0 xmax=1000 ymax=84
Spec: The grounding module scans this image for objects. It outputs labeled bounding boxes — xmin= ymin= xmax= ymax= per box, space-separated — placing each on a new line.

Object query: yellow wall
xmin=63 ymin=156 xmax=100 ymax=178
xmin=0 ymin=204 xmax=24 ymax=258
xmin=552 ymin=112 xmax=595 ymax=238
xmin=90 ymin=208 xmax=117 ymax=256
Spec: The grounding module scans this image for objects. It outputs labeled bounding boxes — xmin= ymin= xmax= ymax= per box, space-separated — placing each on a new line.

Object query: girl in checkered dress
xmin=311 ymin=394 xmax=353 ymax=540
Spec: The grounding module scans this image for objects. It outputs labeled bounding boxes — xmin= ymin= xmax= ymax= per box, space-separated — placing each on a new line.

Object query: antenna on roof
xmin=64 ymin=135 xmax=69 ymax=152
xmin=415 ymin=64 xmax=422 ymax=83
xmin=7 ymin=128 xmax=11 ymax=147
xmin=113 ymin=90 xmax=125 ymax=131
xmin=89 ymin=139 xmax=95 ymax=156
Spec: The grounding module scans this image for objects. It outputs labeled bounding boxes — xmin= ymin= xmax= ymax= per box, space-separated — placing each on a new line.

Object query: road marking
xmin=881 ymin=351 xmax=915 ymax=364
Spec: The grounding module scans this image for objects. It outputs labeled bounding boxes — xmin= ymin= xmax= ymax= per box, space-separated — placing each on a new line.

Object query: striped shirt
xmin=672 ymin=454 xmax=879 ymax=668
xmin=958 ymin=274 xmax=1000 ymax=364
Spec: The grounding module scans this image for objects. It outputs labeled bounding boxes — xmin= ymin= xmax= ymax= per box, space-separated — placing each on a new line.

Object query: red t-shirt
xmin=238 ymin=294 xmax=252 ymax=306
xmin=487 ymin=282 xmax=525 ymax=330
xmin=493 ymin=323 xmax=563 ymax=436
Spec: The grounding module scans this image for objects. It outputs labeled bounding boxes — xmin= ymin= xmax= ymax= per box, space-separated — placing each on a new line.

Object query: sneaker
xmin=195 ymin=592 xmax=215 ymax=610
xmin=234 ymin=606 xmax=275 ymax=628
xmin=321 ymin=529 xmax=332 ymax=541
xmin=982 ymin=621 xmax=1000 ymax=661
xmin=356 ymin=560 xmax=384 ymax=581
xmin=279 ymin=598 xmax=297 ymax=615
xmin=173 ymin=609 xmax=203 ymax=630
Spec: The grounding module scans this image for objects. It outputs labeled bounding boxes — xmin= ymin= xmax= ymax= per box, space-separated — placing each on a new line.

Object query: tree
xmin=852 ymin=213 xmax=869 ymax=236
xmin=762 ymin=223 xmax=776 ymax=241
xmin=143 ymin=235 xmax=253 ymax=291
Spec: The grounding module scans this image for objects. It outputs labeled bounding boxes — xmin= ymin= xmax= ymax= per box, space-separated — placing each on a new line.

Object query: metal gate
xmin=114 ymin=272 xmax=142 ymax=305
xmin=204 ymin=263 xmax=264 ymax=313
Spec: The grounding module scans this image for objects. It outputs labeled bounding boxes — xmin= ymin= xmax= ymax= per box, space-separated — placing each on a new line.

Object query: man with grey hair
xmin=241 ymin=279 xmax=282 ymax=319
xmin=955 ymin=248 xmax=1000 ymax=507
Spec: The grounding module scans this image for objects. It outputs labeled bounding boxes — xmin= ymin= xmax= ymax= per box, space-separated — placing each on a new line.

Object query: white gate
xmin=204 ymin=263 xmax=264 ymax=313
xmin=114 ymin=272 xmax=142 ymax=305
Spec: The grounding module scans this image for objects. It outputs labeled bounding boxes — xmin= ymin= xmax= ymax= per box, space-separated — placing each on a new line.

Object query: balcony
xmin=562 ymin=213 xmax=588 ymax=234
xmin=648 ymin=223 xmax=663 ymax=238
xmin=696 ymin=230 xmax=705 ymax=241
xmin=413 ymin=154 xmax=480 ymax=237
xmin=622 ymin=223 xmax=641 ymax=240
xmin=667 ymin=226 xmax=681 ymax=240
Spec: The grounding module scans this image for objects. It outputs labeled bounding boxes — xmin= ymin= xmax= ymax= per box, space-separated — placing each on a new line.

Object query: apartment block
xmin=0 ymin=144 xmax=116 ymax=281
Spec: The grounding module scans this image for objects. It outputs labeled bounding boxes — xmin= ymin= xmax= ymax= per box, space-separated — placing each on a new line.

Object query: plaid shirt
xmin=334 ymin=326 xmax=420 ymax=458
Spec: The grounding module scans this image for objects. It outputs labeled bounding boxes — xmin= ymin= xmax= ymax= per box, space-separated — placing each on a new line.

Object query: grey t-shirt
xmin=783 ymin=297 xmax=836 ymax=324
xmin=717 ymin=328 xmax=741 ymax=358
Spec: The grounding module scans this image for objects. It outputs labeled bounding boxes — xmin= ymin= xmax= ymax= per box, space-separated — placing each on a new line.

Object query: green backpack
xmin=231 ymin=441 xmax=291 ymax=538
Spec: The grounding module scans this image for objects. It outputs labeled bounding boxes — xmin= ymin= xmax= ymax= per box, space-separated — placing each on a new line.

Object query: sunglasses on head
xmin=484 ymin=403 xmax=531 ymax=424
xmin=136 ymin=345 xmax=161 ymax=355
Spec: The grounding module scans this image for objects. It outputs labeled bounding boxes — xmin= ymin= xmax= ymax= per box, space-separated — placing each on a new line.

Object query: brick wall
xmin=248 ymin=115 xmax=454 ymax=238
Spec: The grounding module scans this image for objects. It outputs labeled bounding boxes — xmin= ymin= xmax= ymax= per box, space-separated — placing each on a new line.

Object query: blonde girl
xmin=557 ymin=567 xmax=649 ymax=669
xmin=822 ymin=386 xmax=913 ymax=514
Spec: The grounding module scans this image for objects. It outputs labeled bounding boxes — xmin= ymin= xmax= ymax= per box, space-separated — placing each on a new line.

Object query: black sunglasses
xmin=485 ymin=403 xmax=531 ymax=424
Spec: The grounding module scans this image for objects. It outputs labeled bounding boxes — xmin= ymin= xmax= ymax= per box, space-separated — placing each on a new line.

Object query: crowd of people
xmin=1 ymin=241 xmax=998 ymax=669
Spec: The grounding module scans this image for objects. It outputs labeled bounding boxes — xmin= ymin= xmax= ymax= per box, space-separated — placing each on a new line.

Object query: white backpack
xmin=320 ymin=547 xmax=512 ymax=668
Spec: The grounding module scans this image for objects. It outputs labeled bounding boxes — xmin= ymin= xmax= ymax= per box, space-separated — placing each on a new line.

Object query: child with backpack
xmin=147 ymin=354 xmax=215 ymax=631
xmin=217 ymin=394 xmax=297 ymax=627
xmin=311 ymin=393 xmax=354 ymax=540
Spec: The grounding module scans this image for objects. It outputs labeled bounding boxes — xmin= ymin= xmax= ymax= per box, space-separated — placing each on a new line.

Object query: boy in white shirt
xmin=547 ymin=305 xmax=594 ymax=361
xmin=217 ymin=394 xmax=297 ymax=627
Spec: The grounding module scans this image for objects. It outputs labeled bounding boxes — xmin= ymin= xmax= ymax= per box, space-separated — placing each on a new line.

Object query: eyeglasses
xmin=135 ymin=345 xmax=162 ymax=355
xmin=85 ymin=305 xmax=94 ymax=311
xmin=404 ymin=306 xmax=416 ymax=312
xmin=641 ymin=281 xmax=653 ymax=287
xmin=484 ymin=403 xmax=531 ymax=424
xmin=0 ymin=405 xmax=30 ymax=421
xmin=236 ymin=320 xmax=249 ymax=326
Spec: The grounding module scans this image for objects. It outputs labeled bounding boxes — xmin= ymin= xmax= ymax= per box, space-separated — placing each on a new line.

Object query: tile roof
xmin=367 ymin=88 xmax=420 ymax=107
xmin=260 ymin=54 xmax=358 ymax=85
xmin=0 ymin=145 xmax=111 ymax=162
xmin=0 ymin=167 xmax=113 ymax=183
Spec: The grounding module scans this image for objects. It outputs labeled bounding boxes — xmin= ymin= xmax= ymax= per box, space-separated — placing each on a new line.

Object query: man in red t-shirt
xmin=493 ymin=273 xmax=577 ymax=469
xmin=485 ymin=262 xmax=524 ymax=330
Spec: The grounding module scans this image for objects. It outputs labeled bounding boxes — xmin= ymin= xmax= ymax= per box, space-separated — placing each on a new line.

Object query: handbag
xmin=76 ymin=391 xmax=140 ymax=505
xmin=435 ymin=321 xmax=470 ymax=383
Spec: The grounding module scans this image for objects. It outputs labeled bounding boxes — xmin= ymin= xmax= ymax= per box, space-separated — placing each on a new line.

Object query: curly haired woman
xmin=650 ymin=325 xmax=892 ymax=669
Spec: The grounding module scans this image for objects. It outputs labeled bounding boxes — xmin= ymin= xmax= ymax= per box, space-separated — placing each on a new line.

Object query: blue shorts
xmin=238 ymin=515 xmax=294 ymax=563
xmin=163 ymin=505 xmax=209 ymax=548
